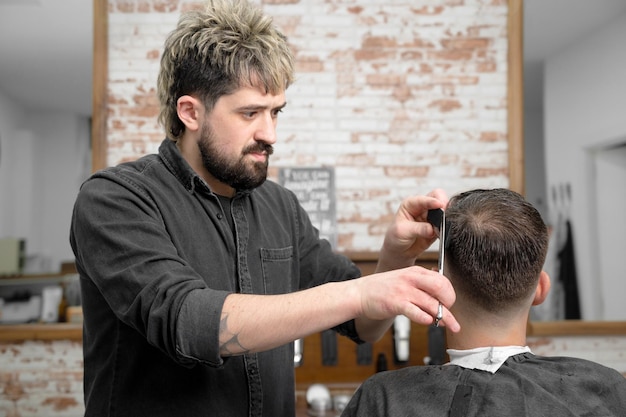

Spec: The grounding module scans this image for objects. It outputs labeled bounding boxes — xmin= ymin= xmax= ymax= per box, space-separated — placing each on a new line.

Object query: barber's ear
xmin=176 ymin=95 xmax=202 ymax=132
xmin=532 ymin=271 xmax=551 ymax=306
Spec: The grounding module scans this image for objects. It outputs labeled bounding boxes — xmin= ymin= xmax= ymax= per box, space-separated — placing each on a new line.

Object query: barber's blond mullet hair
xmin=157 ymin=0 xmax=295 ymax=139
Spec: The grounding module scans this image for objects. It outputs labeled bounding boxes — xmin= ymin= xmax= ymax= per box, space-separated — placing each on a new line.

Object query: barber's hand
xmin=356 ymin=265 xmax=459 ymax=332
xmin=377 ymin=188 xmax=448 ymax=271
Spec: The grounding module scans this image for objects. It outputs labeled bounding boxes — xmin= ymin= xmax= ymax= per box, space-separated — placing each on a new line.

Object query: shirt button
xmin=217 ymin=213 xmax=223 ymax=220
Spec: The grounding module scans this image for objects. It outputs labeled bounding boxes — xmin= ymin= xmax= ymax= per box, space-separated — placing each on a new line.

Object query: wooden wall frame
xmin=92 ymin=0 xmax=108 ymax=172
xmin=507 ymin=0 xmax=524 ymax=195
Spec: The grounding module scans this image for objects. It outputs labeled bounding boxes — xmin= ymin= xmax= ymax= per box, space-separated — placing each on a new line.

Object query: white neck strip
xmin=446 ymin=346 xmax=532 ymax=374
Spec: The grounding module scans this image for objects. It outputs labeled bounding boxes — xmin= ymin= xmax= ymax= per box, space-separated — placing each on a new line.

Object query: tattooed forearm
xmin=219 ymin=312 xmax=250 ymax=356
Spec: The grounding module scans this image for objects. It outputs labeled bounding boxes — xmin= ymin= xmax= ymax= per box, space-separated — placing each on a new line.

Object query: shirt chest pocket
xmin=260 ymin=246 xmax=294 ymax=295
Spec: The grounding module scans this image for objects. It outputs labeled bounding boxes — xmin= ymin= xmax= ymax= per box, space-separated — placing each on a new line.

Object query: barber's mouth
xmin=245 ymin=145 xmax=273 ymax=160
xmin=247 ymin=151 xmax=268 ymax=162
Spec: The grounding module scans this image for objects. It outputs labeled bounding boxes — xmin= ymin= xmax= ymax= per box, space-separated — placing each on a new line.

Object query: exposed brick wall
xmin=1 ymin=335 xmax=625 ymax=416
xmin=106 ymin=0 xmax=510 ymax=252
xmin=0 ymin=341 xmax=84 ymax=417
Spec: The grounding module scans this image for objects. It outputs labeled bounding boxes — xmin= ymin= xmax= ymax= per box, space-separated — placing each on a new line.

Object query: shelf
xmin=0 ymin=274 xmax=76 ymax=287
xmin=0 ymin=323 xmax=82 ymax=342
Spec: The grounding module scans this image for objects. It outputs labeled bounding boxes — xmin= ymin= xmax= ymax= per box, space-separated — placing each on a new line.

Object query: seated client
xmin=341 ymin=188 xmax=626 ymax=417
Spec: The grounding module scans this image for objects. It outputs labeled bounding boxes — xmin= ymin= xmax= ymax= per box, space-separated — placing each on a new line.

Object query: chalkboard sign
xmin=278 ymin=167 xmax=337 ymax=248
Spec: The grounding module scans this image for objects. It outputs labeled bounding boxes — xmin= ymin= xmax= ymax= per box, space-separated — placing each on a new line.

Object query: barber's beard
xmin=198 ymin=122 xmax=272 ymax=191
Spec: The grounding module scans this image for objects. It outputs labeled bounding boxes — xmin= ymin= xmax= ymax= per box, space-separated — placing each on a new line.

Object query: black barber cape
xmin=341 ymin=353 xmax=626 ymax=417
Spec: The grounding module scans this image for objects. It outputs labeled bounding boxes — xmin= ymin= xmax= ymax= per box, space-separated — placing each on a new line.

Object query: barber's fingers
xmin=398 ymin=189 xmax=448 ymax=222
xmin=405 ymin=265 xmax=455 ymax=308
xmin=401 ymin=296 xmax=460 ymax=333
xmin=426 ymin=188 xmax=449 ymax=206
xmin=400 ymin=267 xmax=460 ymax=332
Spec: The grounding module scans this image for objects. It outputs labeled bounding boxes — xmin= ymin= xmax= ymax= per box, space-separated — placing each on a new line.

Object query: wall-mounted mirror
xmin=89 ymin=0 xmax=626 ymax=322
xmin=523 ymin=0 xmax=626 ymax=321
xmin=1 ymin=0 xmax=624 ymax=323
xmin=0 ymin=0 xmax=92 ymax=274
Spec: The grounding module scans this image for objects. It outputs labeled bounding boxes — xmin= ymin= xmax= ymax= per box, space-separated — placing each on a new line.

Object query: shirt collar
xmin=159 ymin=138 xmax=198 ymax=192
xmin=446 ymin=346 xmax=532 ymax=374
xmin=158 ymin=138 xmax=253 ymax=197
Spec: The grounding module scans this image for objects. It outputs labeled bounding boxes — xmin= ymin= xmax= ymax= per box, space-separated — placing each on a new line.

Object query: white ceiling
xmin=523 ymin=0 xmax=626 ymax=110
xmin=0 ymin=0 xmax=625 ymax=117
xmin=0 ymin=0 xmax=93 ymax=116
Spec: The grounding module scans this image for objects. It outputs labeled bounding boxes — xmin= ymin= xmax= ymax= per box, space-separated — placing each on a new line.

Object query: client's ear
xmin=532 ymin=271 xmax=551 ymax=306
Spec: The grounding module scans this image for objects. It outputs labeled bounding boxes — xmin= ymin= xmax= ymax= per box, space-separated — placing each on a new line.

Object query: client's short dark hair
xmin=444 ymin=188 xmax=548 ymax=313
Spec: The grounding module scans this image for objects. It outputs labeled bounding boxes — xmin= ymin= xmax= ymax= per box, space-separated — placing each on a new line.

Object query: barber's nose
xmin=255 ymin=113 xmax=277 ymax=144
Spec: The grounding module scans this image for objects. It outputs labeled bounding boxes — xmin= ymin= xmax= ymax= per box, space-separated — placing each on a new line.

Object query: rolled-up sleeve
xmin=175 ymin=288 xmax=229 ymax=366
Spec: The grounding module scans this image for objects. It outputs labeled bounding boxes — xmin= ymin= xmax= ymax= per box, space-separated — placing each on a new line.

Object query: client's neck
xmin=445 ymin=308 xmax=529 ymax=350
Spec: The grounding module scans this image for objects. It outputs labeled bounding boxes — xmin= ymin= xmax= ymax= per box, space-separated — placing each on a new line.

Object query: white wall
xmin=524 ymin=107 xmax=548 ymax=222
xmin=594 ymin=145 xmax=626 ymax=320
xmin=0 ymin=90 xmax=24 ymax=239
xmin=0 ymin=89 xmax=90 ymax=274
xmin=544 ymin=12 xmax=626 ymax=320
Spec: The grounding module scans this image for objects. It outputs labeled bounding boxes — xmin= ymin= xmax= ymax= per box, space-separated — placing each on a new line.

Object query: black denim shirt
xmin=70 ymin=139 xmax=362 ymax=417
